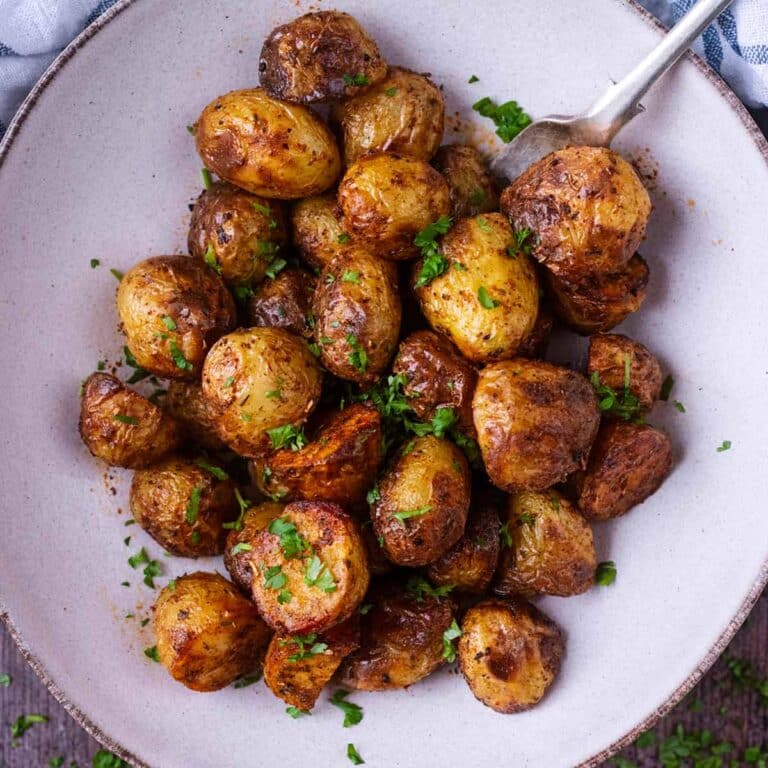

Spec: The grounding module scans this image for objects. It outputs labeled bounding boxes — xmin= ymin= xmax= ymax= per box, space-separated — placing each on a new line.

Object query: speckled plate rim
xmin=0 ymin=2 xmax=766 ymax=767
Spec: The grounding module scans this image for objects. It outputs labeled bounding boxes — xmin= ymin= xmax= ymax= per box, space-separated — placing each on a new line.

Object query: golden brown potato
xmin=245 ymin=267 xmax=316 ymax=339
xmin=361 ymin=522 xmax=393 ymax=576
xmin=517 ymin=299 xmax=554 ymax=359
xmin=473 ymin=359 xmax=600 ymax=492
xmin=248 ymin=501 xmax=370 ymax=634
xmin=340 ymin=578 xmax=455 ymax=690
xmin=201 ymin=328 xmax=323 ymax=458
xmin=458 ymin=598 xmax=564 ymax=713
xmin=252 ymin=403 xmax=382 ymax=507
xmin=371 ymin=435 xmax=471 ymax=567
xmin=187 ymin=181 xmax=287 ymax=286
xmin=392 ymin=330 xmax=478 ymax=438
xmin=338 ymin=152 xmax=450 ymax=260
xmin=500 ymin=146 xmax=652 ymax=281
xmin=165 ymin=381 xmax=226 ymax=451
xmin=117 ymin=256 xmax=236 ymax=380
xmin=332 ymin=67 xmax=445 ymax=165
xmin=432 ymin=144 xmax=499 ymax=219
xmin=576 ymin=421 xmax=673 ymax=521
xmin=494 ymin=490 xmax=596 ymax=597
xmin=78 ymin=373 xmax=182 ymax=468
xmin=312 ymin=247 xmax=401 ymax=383
xmin=414 ymin=214 xmax=539 ymax=363
xmin=290 ymin=194 xmax=349 ymax=270
xmin=264 ymin=616 xmax=360 ymax=710
xmin=194 ymin=88 xmax=341 ymax=199
xmin=259 ymin=11 xmax=387 ymax=104
xmin=153 ymin=572 xmax=271 ymax=692
xmin=587 ymin=333 xmax=663 ymax=412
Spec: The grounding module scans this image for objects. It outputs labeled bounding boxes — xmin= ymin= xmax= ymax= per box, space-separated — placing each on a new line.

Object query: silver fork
xmin=491 ymin=0 xmax=734 ymax=182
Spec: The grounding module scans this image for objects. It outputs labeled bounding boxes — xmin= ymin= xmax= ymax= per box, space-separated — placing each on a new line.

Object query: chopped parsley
xmin=442 ymin=619 xmax=462 ymax=662
xmin=230 ymin=542 xmax=253 ymax=556
xmin=286 ymin=706 xmax=309 ymax=718
xmin=343 ymin=73 xmax=370 ymax=86
xmin=110 ymin=268 xmax=124 ymax=281
xmin=92 ymin=751 xmax=131 ymax=768
xmin=347 ymin=744 xmax=365 ymax=765
xmin=717 ymin=440 xmax=732 ymax=452
xmin=233 ymin=672 xmax=262 ymax=689
xmin=384 ymin=87 xmax=398 ymax=97
xmin=674 ymin=400 xmax=686 ymax=413
xmin=346 ymin=334 xmax=368 ymax=373
xmin=128 ymin=547 xmax=164 ymax=588
xmin=476 ymin=217 xmax=492 ymax=232
xmin=414 ymin=215 xmax=453 ymax=287
xmin=265 ymin=256 xmax=288 ymax=279
xmin=267 ymin=424 xmax=307 ymax=451
xmin=468 ymin=75 xmax=479 ymax=84
xmin=203 ymin=244 xmax=222 ymax=274
xmin=342 ymin=270 xmax=360 ymax=283
xmin=144 ymin=645 xmax=160 ymax=663
xmin=252 ymin=202 xmax=279 ymax=229
xmin=201 ymin=167 xmax=213 ymax=189
xmin=366 ymin=485 xmax=381 ymax=505
xmin=406 ymin=576 xmax=454 ymax=602
xmin=223 ymin=488 xmax=250 ymax=531
xmin=660 ymin=374 xmax=675 ymax=401
xmin=283 ymin=633 xmax=328 ymax=662
xmin=338 ymin=232 xmax=351 ymax=244
xmin=224 ymin=376 xmax=235 ymax=387
xmin=123 ymin=345 xmax=150 ymax=384
xmin=113 ymin=414 xmax=139 ymax=425
xmin=330 ymin=689 xmax=363 ymax=727
xmin=499 ymin=522 xmax=513 ymax=548
xmin=477 ymin=286 xmax=500 ymax=309
xmin=169 ymin=340 xmax=193 ymax=372
xmin=590 ymin=355 xmax=643 ymax=422
xmin=507 ymin=227 xmax=536 ymax=258
xmin=518 ymin=512 xmax=537 ymax=526
xmin=0 ymin=674 xmax=11 ymax=687
xmin=262 ymin=564 xmax=287 ymax=591
xmin=233 ymin=283 xmax=254 ymax=304
xmin=304 ymin=555 xmax=337 ymax=593
xmin=90 ymin=258 xmax=100 ymax=268
xmin=392 ymin=505 xmax=432 ymax=525
xmin=11 ymin=713 xmax=49 ymax=740
xmin=472 ymin=96 xmax=532 ymax=142
xmin=185 ymin=486 xmax=202 ymax=524
xmin=595 ymin=561 xmax=617 ymax=586
xmin=268 ymin=517 xmax=310 ymax=559
xmin=469 ymin=188 xmax=486 ymax=206
xmin=161 ymin=315 xmax=177 ymax=331
xmin=266 ymin=378 xmax=284 ymax=400
xmin=194 ymin=458 xmax=229 ymax=480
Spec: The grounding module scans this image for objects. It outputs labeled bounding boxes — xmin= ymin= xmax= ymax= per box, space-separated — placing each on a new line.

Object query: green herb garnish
xmin=472 ymin=96 xmax=532 ymax=142
xmin=595 ymin=561 xmax=617 ymax=586
xmin=330 ymin=689 xmax=363 ymax=727
xmin=442 ymin=619 xmax=462 ymax=662
xmin=414 ymin=216 xmax=453 ymax=287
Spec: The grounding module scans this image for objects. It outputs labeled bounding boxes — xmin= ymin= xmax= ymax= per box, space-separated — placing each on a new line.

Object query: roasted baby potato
xmin=312 ymin=247 xmax=401 ymax=383
xmin=577 ymin=421 xmax=673 ymax=521
xmin=117 ymin=255 xmax=236 ymax=380
xmin=259 ymin=11 xmax=387 ymax=104
xmin=371 ymin=435 xmax=471 ymax=566
xmin=473 ymin=359 xmax=600 ymax=492
xmin=458 ymin=598 xmax=564 ymax=713
xmin=194 ymin=88 xmax=341 ymax=199
xmin=414 ymin=214 xmax=539 ymax=362
xmin=338 ymin=152 xmax=451 ymax=260
xmin=252 ymin=403 xmax=382 ymax=507
xmin=165 ymin=380 xmax=226 ymax=451
xmin=187 ymin=181 xmax=287 ymax=286
xmin=264 ymin=616 xmax=360 ymax=710
xmin=432 ymin=144 xmax=499 ymax=219
xmin=340 ymin=578 xmax=455 ymax=690
xmin=332 ymin=67 xmax=445 ymax=164
xmin=392 ymin=330 xmax=478 ymax=438
xmin=201 ymin=327 xmax=323 ymax=457
xmin=494 ymin=490 xmax=596 ymax=597
xmin=587 ymin=333 xmax=663 ymax=412
xmin=153 ymin=572 xmax=271 ymax=692
xmin=500 ymin=145 xmax=652 ymax=281
xmin=517 ymin=299 xmax=554 ymax=359
xmin=248 ymin=501 xmax=370 ymax=634
xmin=79 ymin=372 xmax=182 ymax=468
xmin=246 ymin=267 xmax=316 ymax=339
xmin=290 ymin=194 xmax=348 ymax=270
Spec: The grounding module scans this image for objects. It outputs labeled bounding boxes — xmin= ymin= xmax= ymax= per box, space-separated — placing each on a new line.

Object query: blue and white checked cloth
xmin=1 ymin=0 xmax=767 ymax=137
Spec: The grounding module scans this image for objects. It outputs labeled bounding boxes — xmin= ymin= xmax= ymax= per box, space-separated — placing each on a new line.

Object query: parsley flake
xmin=343 ymin=73 xmax=370 ymax=86
xmin=472 ymin=96 xmax=532 ymax=142
xmin=392 ymin=505 xmax=432 ymax=525
xmin=442 ymin=618 xmax=462 ymax=662
xmin=185 ymin=486 xmax=202 ymax=524
xmin=330 ymin=689 xmax=363 ymax=727
xmin=347 ymin=743 xmax=365 ymax=765
xmin=203 ymin=244 xmax=222 ymax=274
xmin=304 ymin=555 xmax=337 ymax=593
xmin=346 ymin=334 xmax=368 ymax=373
xmin=194 ymin=458 xmax=229 ymax=480
xmin=268 ymin=517 xmax=310 ymax=559
xmin=595 ymin=561 xmax=617 ymax=586
xmin=406 ymin=576 xmax=454 ymax=602
xmin=144 ymin=645 xmax=160 ymax=663
xmin=267 ymin=424 xmax=307 ymax=451
xmin=342 ymin=270 xmax=360 ymax=284
xmin=717 ymin=440 xmax=732 ymax=452
xmin=414 ymin=215 xmax=453 ymax=287
xmin=201 ymin=167 xmax=213 ymax=189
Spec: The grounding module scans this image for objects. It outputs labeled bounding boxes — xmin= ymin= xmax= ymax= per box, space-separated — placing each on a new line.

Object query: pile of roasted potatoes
xmin=78 ymin=10 xmax=673 ymax=715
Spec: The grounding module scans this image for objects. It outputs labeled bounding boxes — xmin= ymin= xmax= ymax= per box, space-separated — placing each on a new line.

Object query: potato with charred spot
xmin=473 ymin=360 xmax=599 ymax=492
xmin=79 ymin=372 xmax=182 ymax=468
xmin=194 ymin=88 xmax=341 ymax=199
xmin=432 ymin=144 xmax=499 ymax=219
xmin=153 ymin=572 xmax=271 ymax=692
xmin=290 ymin=194 xmax=349 ymax=270
xmin=458 ymin=598 xmax=564 ymax=713
xmin=165 ymin=381 xmax=226 ymax=451
xmin=246 ymin=268 xmax=316 ymax=339
xmin=202 ymin=328 xmax=323 ymax=458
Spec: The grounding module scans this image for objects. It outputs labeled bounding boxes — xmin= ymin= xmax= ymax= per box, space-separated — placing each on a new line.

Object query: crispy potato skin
xmin=577 ymin=421 xmax=672 ymax=520
xmin=290 ymin=194 xmax=348 ymax=270
xmin=338 ymin=152 xmax=451 ymax=260
xmin=340 ymin=579 xmax=455 ymax=690
xmin=473 ymin=359 xmax=600 ymax=492
xmin=494 ymin=490 xmax=596 ymax=598
xmin=517 ymin=298 xmax=554 ymax=359
xmin=153 ymin=572 xmax=271 ymax=692
xmin=458 ymin=598 xmax=564 ymax=713
xmin=246 ymin=267 xmax=316 ymax=339
xmin=500 ymin=146 xmax=651 ymax=281
xmin=259 ymin=11 xmax=387 ymax=104
xmin=432 ymin=144 xmax=499 ymax=219
xmin=252 ymin=403 xmax=382 ymax=508
xmin=393 ymin=330 xmax=478 ymax=438
xmin=117 ymin=255 xmax=236 ymax=380
xmin=414 ymin=214 xmax=539 ymax=362
xmin=194 ymin=88 xmax=341 ymax=199
xmin=264 ymin=616 xmax=360 ymax=710
xmin=165 ymin=380 xmax=226 ymax=451
xmin=78 ymin=373 xmax=182 ymax=468
xmin=201 ymin=328 xmax=323 ymax=458
xmin=372 ymin=435 xmax=471 ymax=567
xmin=332 ymin=67 xmax=445 ymax=164
xmin=187 ymin=182 xmax=287 ymax=286
xmin=587 ymin=333 xmax=662 ymax=412
xmin=248 ymin=502 xmax=370 ymax=634
xmin=313 ymin=247 xmax=401 ymax=383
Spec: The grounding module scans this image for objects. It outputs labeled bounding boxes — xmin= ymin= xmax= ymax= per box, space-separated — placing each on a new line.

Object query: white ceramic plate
xmin=1 ymin=1 xmax=767 ymax=766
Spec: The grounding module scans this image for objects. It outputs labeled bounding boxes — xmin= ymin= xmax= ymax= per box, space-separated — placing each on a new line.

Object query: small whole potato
xmin=290 ymin=194 xmax=349 ymax=270
xmin=414 ymin=214 xmax=539 ymax=362
xmin=338 ymin=152 xmax=451 ymax=260
xmin=153 ymin=572 xmax=271 ymax=692
xmin=312 ymin=247 xmax=401 ymax=383
xmin=202 ymin=327 xmax=323 ymax=457
xmin=117 ymin=256 xmax=236 ymax=380
xmin=473 ymin=359 xmax=600 ymax=492
xmin=259 ymin=11 xmax=387 ymax=103
xmin=371 ymin=435 xmax=471 ymax=567
xmin=194 ymin=88 xmax=341 ymax=199
xmin=246 ymin=267 xmax=316 ymax=339
xmin=458 ymin=598 xmax=564 ymax=713
xmin=494 ymin=490 xmax=596 ymax=597
xmin=79 ymin=372 xmax=182 ymax=468
xmin=332 ymin=67 xmax=445 ymax=164
xmin=165 ymin=380 xmax=226 ymax=451
xmin=432 ymin=144 xmax=499 ymax=219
